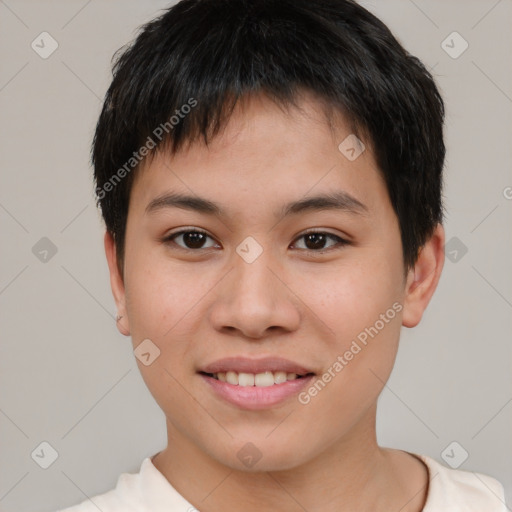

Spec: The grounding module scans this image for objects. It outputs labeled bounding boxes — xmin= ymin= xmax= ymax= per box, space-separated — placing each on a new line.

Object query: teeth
xmin=254 ymin=372 xmax=274 ymax=387
xmin=226 ymin=371 xmax=238 ymax=385
xmin=274 ymin=371 xmax=287 ymax=384
xmin=212 ymin=370 xmax=304 ymax=386
xmin=238 ymin=373 xmax=255 ymax=387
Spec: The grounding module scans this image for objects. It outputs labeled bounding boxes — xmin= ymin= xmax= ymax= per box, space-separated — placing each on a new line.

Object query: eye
xmin=163 ymin=228 xmax=219 ymax=251
xmin=291 ymin=230 xmax=349 ymax=253
xmin=162 ymin=228 xmax=349 ymax=254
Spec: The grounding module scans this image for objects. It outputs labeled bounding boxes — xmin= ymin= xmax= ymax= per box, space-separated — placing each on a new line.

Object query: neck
xmin=152 ymin=406 xmax=427 ymax=512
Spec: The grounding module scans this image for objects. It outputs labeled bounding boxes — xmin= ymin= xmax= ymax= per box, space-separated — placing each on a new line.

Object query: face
xmin=106 ymin=92 xmax=443 ymax=472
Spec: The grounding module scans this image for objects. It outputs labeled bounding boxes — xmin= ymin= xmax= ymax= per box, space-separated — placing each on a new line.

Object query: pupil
xmin=184 ymin=232 xmax=206 ymax=248
xmin=182 ymin=233 xmax=328 ymax=250
xmin=305 ymin=233 xmax=326 ymax=250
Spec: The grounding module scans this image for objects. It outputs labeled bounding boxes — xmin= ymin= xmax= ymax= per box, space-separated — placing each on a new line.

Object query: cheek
xmin=296 ymin=307 xmax=402 ymax=444
xmin=296 ymin=254 xmax=403 ymax=407
xmin=122 ymin=257 xmax=203 ymax=416
xmin=123 ymin=250 xmax=204 ymax=341
xmin=301 ymin=256 xmax=402 ymax=342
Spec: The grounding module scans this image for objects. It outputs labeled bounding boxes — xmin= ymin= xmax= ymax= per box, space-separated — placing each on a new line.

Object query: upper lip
xmin=199 ymin=357 xmax=315 ymax=376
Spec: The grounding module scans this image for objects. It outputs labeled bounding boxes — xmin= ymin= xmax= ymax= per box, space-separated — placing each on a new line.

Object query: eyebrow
xmin=145 ymin=190 xmax=369 ymax=219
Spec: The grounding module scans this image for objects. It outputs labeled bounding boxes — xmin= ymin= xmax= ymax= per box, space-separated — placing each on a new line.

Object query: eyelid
xmin=162 ymin=227 xmax=218 ymax=251
xmin=162 ymin=227 xmax=350 ymax=253
xmin=296 ymin=228 xmax=347 ymax=239
xmin=290 ymin=229 xmax=349 ymax=253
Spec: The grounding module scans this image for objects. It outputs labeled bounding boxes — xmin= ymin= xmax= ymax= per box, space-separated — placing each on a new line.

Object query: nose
xmin=209 ymin=247 xmax=301 ymax=339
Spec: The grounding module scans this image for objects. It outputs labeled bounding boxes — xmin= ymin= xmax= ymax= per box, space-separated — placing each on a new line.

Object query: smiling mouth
xmin=200 ymin=370 xmax=315 ymax=387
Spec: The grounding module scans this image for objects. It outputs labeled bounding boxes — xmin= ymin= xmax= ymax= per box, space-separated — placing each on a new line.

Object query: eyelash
xmin=162 ymin=228 xmax=350 ymax=255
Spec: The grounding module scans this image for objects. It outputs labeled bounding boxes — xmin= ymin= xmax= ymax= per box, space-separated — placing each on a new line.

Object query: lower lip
xmin=200 ymin=373 xmax=315 ymax=410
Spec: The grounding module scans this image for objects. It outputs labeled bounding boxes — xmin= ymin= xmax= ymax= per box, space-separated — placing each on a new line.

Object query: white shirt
xmin=57 ymin=452 xmax=507 ymax=511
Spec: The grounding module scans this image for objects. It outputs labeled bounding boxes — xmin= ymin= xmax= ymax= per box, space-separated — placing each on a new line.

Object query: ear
xmin=402 ymin=223 xmax=445 ymax=328
xmin=104 ymin=231 xmax=130 ymax=336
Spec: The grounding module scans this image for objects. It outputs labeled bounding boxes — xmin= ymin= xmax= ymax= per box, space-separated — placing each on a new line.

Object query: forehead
xmin=129 ymin=92 xmax=390 ymax=221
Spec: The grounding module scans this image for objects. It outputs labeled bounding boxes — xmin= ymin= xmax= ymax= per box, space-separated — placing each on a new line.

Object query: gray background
xmin=0 ymin=0 xmax=511 ymax=510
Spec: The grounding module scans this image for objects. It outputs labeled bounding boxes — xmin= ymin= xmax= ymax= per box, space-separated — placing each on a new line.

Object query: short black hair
xmin=92 ymin=0 xmax=445 ymax=276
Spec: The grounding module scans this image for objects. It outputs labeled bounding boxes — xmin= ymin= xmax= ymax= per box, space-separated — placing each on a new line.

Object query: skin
xmin=105 ymin=91 xmax=445 ymax=512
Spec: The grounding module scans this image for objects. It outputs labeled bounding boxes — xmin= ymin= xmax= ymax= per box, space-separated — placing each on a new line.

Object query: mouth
xmin=199 ymin=370 xmax=315 ymax=387
xmin=197 ymin=357 xmax=317 ymax=410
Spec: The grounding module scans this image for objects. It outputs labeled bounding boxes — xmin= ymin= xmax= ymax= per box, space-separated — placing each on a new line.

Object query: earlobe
xmin=104 ymin=231 xmax=131 ymax=336
xmin=402 ymin=224 xmax=445 ymax=328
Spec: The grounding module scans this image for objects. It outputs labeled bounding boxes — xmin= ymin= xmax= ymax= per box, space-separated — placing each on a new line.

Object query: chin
xmin=210 ymin=436 xmax=315 ymax=473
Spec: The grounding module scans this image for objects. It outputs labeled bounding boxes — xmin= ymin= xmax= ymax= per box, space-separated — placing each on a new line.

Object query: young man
xmin=58 ymin=0 xmax=506 ymax=510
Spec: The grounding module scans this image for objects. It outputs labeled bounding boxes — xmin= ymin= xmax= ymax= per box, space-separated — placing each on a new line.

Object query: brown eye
xmin=292 ymin=231 xmax=348 ymax=252
xmin=164 ymin=229 xmax=218 ymax=250
xmin=163 ymin=229 xmax=348 ymax=254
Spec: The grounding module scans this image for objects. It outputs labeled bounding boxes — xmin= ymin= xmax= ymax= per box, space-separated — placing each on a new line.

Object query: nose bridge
xmin=231 ymin=241 xmax=277 ymax=305
xmin=209 ymin=238 xmax=300 ymax=338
